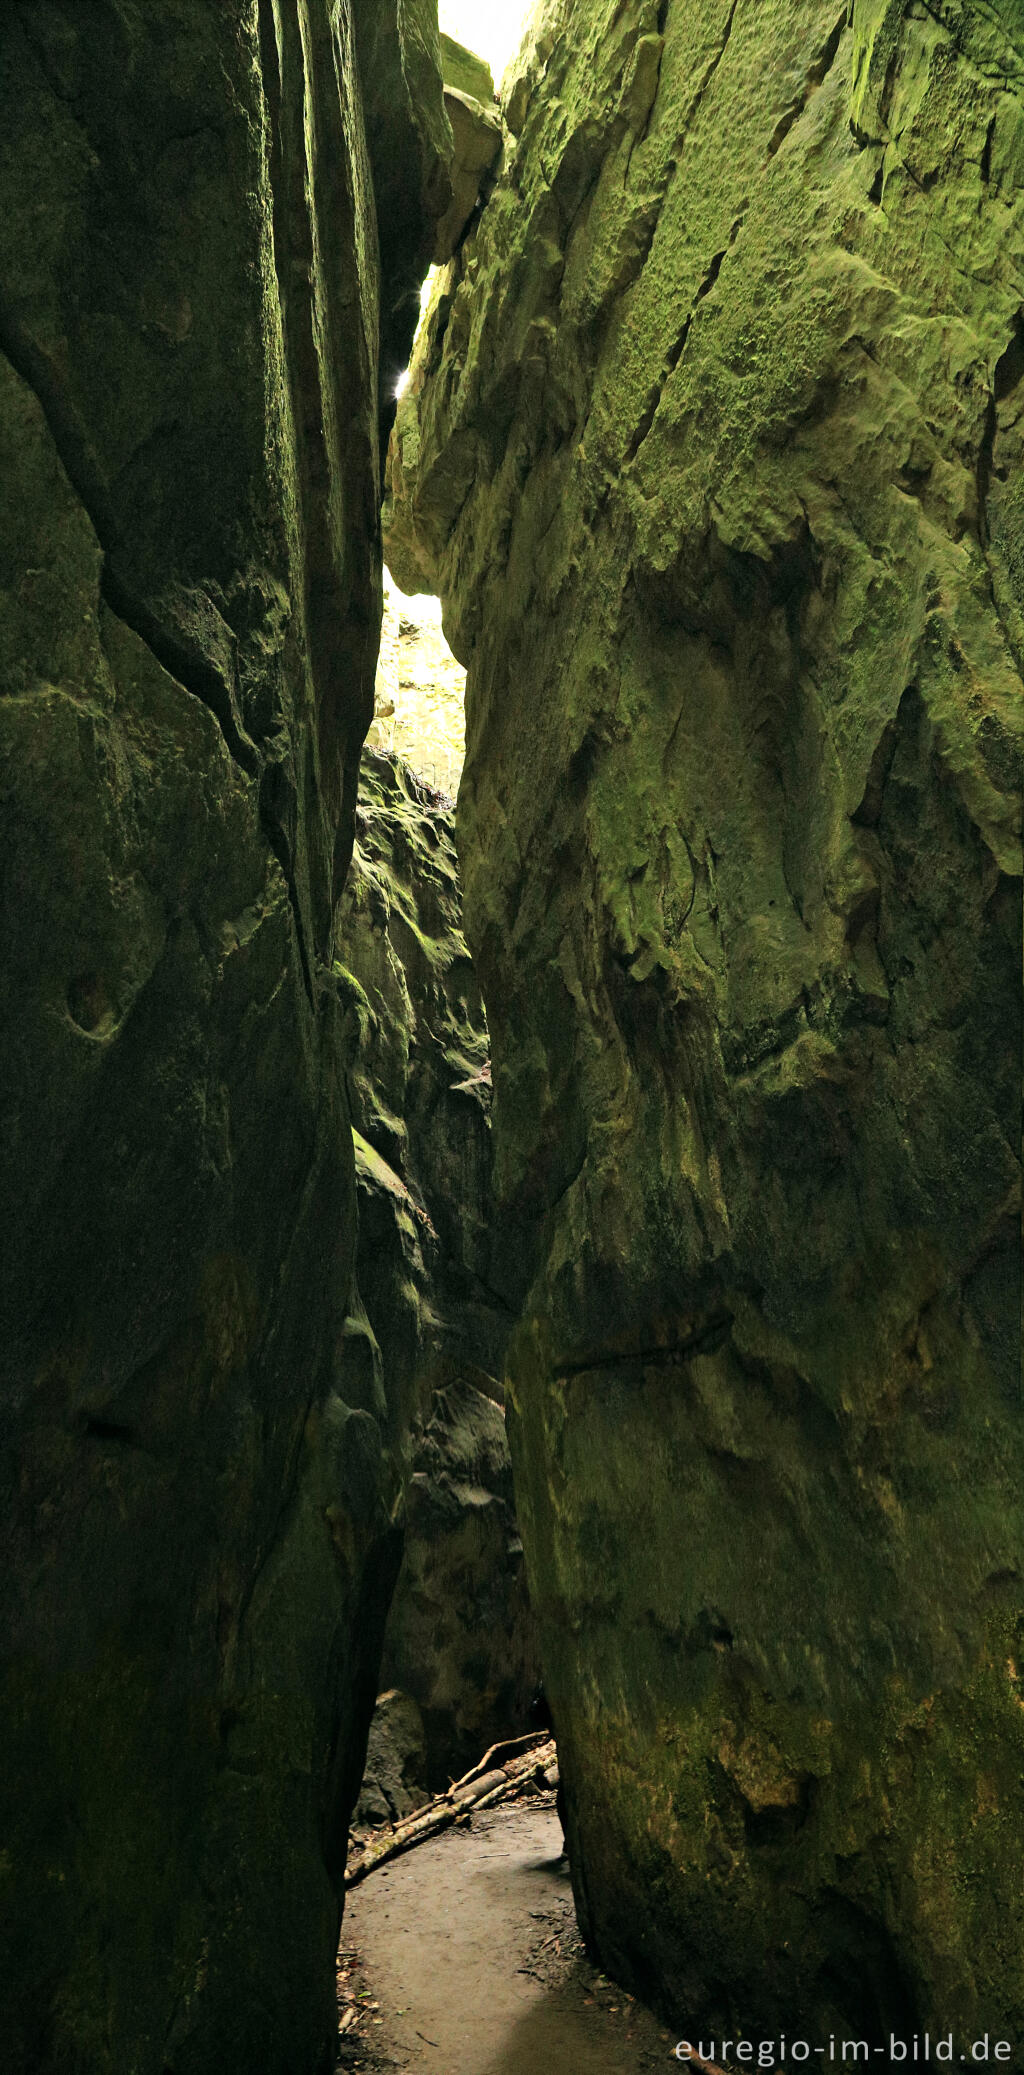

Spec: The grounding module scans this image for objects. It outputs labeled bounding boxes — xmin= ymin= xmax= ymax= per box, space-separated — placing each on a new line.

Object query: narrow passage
xmin=338 ymin=1795 xmax=673 ymax=2074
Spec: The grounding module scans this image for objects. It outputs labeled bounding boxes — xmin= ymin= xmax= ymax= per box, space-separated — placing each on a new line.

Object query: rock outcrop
xmin=355 ymin=1687 xmax=429 ymax=1826
xmin=434 ymin=36 xmax=503 ymax=264
xmin=380 ymin=1371 xmax=536 ymax=1791
xmin=385 ymin=0 xmax=1024 ymax=2045
xmin=338 ymin=750 xmax=535 ymax=1795
xmin=0 ymin=8 xmax=449 ymax=2073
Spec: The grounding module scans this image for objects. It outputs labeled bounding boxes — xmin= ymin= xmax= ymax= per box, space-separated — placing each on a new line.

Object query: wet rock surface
xmin=0 ymin=6 xmax=448 ymax=2072
xmin=385 ymin=0 xmax=1024 ymax=2045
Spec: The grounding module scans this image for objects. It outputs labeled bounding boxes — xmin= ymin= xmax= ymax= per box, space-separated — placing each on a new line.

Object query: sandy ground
xmin=337 ymin=1792 xmax=676 ymax=2075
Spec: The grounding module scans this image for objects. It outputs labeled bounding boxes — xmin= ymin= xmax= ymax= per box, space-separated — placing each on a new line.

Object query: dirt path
xmin=337 ymin=1792 xmax=675 ymax=2074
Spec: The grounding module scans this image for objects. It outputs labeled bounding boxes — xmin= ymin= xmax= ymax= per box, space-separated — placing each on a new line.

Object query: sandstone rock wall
xmin=385 ymin=0 xmax=1024 ymax=2043
xmin=0 ymin=7 xmax=448 ymax=2072
xmin=338 ymin=751 xmax=535 ymax=1794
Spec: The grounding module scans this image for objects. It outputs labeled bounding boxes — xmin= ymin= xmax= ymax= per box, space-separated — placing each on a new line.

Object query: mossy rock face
xmin=385 ymin=0 xmax=1024 ymax=2043
xmin=0 ymin=8 xmax=447 ymax=2074
xmin=440 ymin=31 xmax=496 ymax=108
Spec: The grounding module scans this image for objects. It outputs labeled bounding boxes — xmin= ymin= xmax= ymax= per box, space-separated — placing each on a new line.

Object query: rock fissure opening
xmin=1 ymin=1 xmax=1022 ymax=2071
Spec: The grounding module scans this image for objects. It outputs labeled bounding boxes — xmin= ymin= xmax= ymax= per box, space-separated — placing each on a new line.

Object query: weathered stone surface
xmin=0 ymin=8 xmax=446 ymax=2073
xmin=381 ymin=1372 xmax=537 ymax=1790
xmin=338 ymin=750 xmax=535 ymax=1791
xmin=440 ymin=30 xmax=496 ymax=108
xmin=434 ymin=88 xmax=504 ymax=264
xmin=385 ymin=0 xmax=1024 ymax=2045
xmin=355 ymin=1687 xmax=429 ymax=1826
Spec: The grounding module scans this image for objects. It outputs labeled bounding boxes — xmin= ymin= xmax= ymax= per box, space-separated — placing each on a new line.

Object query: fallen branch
xmin=345 ymin=1737 xmax=556 ymax=1887
xmin=452 ymin=1728 xmax=550 ymax=1792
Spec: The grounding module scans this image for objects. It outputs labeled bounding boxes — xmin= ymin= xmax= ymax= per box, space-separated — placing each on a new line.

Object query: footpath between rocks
xmin=336 ymin=1792 xmax=675 ymax=2075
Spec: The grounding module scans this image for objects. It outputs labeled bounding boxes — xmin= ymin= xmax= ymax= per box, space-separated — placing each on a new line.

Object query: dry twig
xmin=345 ymin=1736 xmax=556 ymax=1887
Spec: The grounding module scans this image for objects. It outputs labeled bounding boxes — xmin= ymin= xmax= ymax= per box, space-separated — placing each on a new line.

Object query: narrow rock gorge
xmin=0 ymin=6 xmax=451 ymax=2071
xmin=386 ymin=0 xmax=1024 ymax=2046
xmin=2 ymin=0 xmax=1023 ymax=2068
xmin=338 ymin=748 xmax=535 ymax=1799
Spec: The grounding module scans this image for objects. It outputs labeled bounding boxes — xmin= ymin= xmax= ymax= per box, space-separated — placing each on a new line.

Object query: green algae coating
xmin=440 ymin=30 xmax=497 ymax=105
xmin=385 ymin=0 xmax=1024 ymax=2042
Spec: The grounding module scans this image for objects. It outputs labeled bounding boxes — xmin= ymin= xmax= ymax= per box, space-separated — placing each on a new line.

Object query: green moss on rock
xmin=385 ymin=0 xmax=1024 ymax=2042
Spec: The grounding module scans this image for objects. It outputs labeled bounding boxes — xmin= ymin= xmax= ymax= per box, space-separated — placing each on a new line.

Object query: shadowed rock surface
xmin=385 ymin=0 xmax=1024 ymax=2043
xmin=0 ymin=6 xmax=449 ymax=2072
xmin=338 ymin=750 xmax=535 ymax=1797
xmin=355 ymin=1686 xmax=430 ymax=1825
xmin=380 ymin=1371 xmax=537 ymax=1791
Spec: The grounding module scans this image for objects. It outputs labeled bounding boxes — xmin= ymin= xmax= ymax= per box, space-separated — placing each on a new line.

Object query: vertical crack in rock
xmin=623 ymin=229 xmax=740 ymax=463
xmin=764 ymin=7 xmax=850 ymax=160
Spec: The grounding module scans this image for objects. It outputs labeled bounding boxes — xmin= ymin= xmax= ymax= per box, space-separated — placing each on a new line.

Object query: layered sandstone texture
xmin=0 ymin=7 xmax=449 ymax=2073
xmin=385 ymin=0 xmax=1024 ymax=2044
xmin=338 ymin=751 xmax=534 ymax=1791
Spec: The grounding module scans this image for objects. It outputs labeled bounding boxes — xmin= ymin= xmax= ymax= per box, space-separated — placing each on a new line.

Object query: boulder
xmin=355 ymin=1689 xmax=429 ymax=1827
xmin=434 ymin=89 xmax=504 ymax=264
xmin=384 ymin=0 xmax=1024 ymax=2046
xmin=440 ymin=31 xmax=496 ymax=108
xmin=0 ymin=6 xmax=448 ymax=2072
xmin=381 ymin=1373 xmax=537 ymax=1790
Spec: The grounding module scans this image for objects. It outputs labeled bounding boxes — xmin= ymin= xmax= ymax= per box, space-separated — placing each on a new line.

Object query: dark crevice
xmin=82 ymin=1414 xmax=136 ymax=1444
xmin=686 ymin=0 xmax=741 ymax=128
xmin=977 ymin=313 xmax=1024 ymax=551
xmin=554 ymin=1311 xmax=734 ymax=1379
xmin=977 ymin=389 xmax=998 ymax=552
xmin=259 ymin=788 xmax=317 ymax=1009
xmin=623 ymin=237 xmax=733 ymax=463
xmin=993 ymin=312 xmax=1024 ymax=405
xmin=852 ymin=699 xmax=906 ymax=827
xmin=742 ymin=1770 xmax=815 ymax=1843
xmin=764 ymin=7 xmax=848 ymax=160
xmin=0 ymin=296 xmax=116 ymax=537
xmin=99 ymin=565 xmax=259 ymax=777
xmin=980 ymin=113 xmax=995 ymax=184
xmin=877 ymin=20 xmax=904 ymax=133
